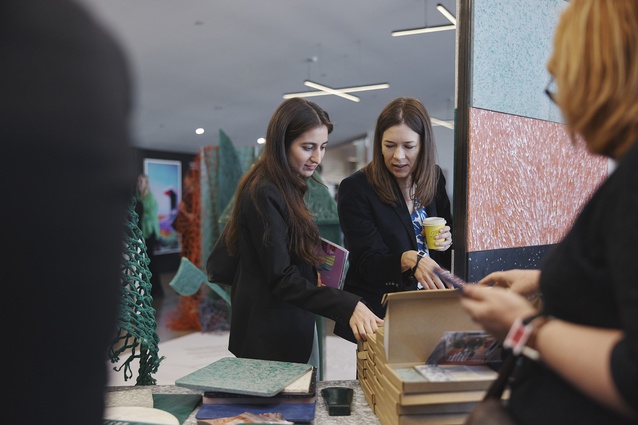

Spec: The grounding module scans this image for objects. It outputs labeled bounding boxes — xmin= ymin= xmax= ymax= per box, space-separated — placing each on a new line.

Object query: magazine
xmin=425 ymin=331 xmax=502 ymax=366
xmin=412 ymin=331 xmax=502 ymax=382
xmin=317 ymin=237 xmax=349 ymax=289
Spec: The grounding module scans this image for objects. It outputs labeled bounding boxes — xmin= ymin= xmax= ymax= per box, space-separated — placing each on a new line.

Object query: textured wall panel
xmin=467 ymin=108 xmax=607 ymax=252
xmin=472 ymin=0 xmax=567 ymax=123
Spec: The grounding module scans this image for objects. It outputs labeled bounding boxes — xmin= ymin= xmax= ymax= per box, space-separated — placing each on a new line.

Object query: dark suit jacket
xmin=207 ymin=179 xmax=361 ymax=363
xmin=334 ymin=167 xmax=452 ymax=342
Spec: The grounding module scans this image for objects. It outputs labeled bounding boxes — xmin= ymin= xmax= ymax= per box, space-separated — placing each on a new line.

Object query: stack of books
xmin=356 ymin=290 xmax=507 ymax=425
xmin=175 ymin=357 xmax=317 ymax=423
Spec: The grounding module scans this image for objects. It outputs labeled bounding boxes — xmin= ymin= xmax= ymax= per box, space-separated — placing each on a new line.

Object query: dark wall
xmin=133 ymin=147 xmax=197 ymax=274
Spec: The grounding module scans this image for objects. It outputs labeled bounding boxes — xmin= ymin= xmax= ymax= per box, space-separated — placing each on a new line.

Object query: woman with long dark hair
xmin=207 ymin=98 xmax=383 ymax=367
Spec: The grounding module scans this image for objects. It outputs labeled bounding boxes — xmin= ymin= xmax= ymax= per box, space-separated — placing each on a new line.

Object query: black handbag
xmin=464 ymin=354 xmax=518 ymax=425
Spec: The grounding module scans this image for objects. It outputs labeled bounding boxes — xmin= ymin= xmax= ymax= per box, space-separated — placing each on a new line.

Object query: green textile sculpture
xmin=219 ymin=175 xmax=341 ymax=243
xmin=217 ymin=129 xmax=244 ymax=219
xmin=108 ymin=197 xmax=163 ymax=385
xmin=306 ymin=176 xmax=342 ymax=245
xmin=198 ymin=132 xmax=258 ymax=331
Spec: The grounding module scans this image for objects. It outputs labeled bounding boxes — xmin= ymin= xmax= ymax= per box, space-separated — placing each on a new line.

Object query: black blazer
xmin=207 ymin=179 xmax=361 ymax=363
xmin=334 ymin=167 xmax=452 ymax=342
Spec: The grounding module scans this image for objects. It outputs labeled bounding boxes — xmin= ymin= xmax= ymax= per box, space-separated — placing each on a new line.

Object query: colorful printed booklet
xmin=317 ymin=237 xmax=349 ymax=289
xmin=413 ymin=331 xmax=502 ymax=382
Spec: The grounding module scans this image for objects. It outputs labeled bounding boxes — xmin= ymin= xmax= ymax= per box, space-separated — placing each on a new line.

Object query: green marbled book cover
xmin=175 ymin=357 xmax=313 ymax=397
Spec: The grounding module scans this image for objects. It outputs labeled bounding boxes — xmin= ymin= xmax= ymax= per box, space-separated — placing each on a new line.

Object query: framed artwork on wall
xmin=144 ymin=158 xmax=182 ymax=255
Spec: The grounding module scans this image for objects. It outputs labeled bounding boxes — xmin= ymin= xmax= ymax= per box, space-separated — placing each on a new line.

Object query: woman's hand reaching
xmin=477 ymin=269 xmax=542 ymax=306
xmin=403 ymin=251 xmax=447 ymax=289
xmin=459 ymin=284 xmax=538 ymax=342
xmin=349 ymin=301 xmax=384 ymax=342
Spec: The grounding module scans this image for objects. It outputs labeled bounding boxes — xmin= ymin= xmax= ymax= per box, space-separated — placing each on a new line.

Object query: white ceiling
xmin=78 ymin=0 xmax=457 ymax=154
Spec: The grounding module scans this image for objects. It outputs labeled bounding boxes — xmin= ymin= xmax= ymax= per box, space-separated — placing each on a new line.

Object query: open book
xmin=317 ymin=237 xmax=349 ymax=289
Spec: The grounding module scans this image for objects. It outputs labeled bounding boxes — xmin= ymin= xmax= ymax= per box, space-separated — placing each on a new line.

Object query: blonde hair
xmin=548 ymin=0 xmax=638 ymax=157
xmin=137 ymin=173 xmax=150 ymax=197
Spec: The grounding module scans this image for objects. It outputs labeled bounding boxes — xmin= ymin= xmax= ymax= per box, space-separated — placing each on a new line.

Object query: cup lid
xmin=422 ymin=217 xmax=446 ymax=225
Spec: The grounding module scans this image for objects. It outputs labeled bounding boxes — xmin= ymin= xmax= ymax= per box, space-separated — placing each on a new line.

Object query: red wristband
xmin=503 ymin=312 xmax=543 ymax=356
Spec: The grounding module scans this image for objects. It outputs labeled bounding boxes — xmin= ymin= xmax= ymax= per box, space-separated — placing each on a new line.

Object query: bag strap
xmin=484 ymin=352 xmax=517 ymax=400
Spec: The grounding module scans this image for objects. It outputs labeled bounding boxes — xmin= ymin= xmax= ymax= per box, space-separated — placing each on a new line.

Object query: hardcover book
xmin=196 ymin=401 xmax=316 ymax=423
xmin=202 ymin=367 xmax=317 ymax=405
xmin=174 ymin=357 xmax=313 ymax=397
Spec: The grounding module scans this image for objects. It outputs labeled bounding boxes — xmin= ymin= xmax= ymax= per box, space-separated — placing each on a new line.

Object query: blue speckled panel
xmin=467 ymin=245 xmax=555 ymax=282
xmin=471 ymin=0 xmax=568 ymax=123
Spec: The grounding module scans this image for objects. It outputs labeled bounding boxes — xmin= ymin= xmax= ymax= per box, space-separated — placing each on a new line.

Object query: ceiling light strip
xmin=283 ymin=83 xmax=389 ymax=100
xmin=391 ymin=24 xmax=456 ymax=37
xmin=283 ymin=91 xmax=334 ymax=99
xmin=436 ymin=4 xmax=457 ymax=25
xmin=303 ymin=81 xmax=360 ymax=102
xmin=336 ymin=83 xmax=390 ymax=92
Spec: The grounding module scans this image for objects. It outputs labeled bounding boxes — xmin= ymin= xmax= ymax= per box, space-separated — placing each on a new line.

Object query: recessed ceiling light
xmin=195 ymin=128 xmax=205 ymax=135
xmin=257 ymin=138 xmax=266 ymax=144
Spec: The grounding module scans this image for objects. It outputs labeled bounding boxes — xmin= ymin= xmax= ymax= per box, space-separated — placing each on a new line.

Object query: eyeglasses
xmin=544 ymin=77 xmax=557 ymax=104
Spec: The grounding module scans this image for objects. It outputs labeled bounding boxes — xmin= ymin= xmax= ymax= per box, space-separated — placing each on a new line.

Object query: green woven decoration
xmin=108 ymin=196 xmax=164 ymax=385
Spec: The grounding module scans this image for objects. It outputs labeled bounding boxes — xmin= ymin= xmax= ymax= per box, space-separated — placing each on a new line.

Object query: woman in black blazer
xmin=207 ymin=98 xmax=383 ymax=366
xmin=335 ymin=97 xmax=453 ymax=342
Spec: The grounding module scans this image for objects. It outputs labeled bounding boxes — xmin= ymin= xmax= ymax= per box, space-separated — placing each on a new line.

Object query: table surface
xmin=106 ymin=379 xmax=381 ymax=425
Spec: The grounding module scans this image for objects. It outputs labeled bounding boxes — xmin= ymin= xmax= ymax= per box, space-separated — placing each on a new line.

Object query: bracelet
xmin=503 ymin=312 xmax=547 ymax=359
xmin=525 ymin=315 xmax=551 ymax=351
xmin=412 ymin=252 xmax=425 ymax=274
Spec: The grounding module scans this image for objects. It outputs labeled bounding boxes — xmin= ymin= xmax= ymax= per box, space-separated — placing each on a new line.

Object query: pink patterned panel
xmin=467 ymin=108 xmax=608 ymax=252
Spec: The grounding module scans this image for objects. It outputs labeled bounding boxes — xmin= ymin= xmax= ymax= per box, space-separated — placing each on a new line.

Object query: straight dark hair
xmin=224 ymin=98 xmax=333 ymax=265
xmin=363 ymin=97 xmax=438 ymax=206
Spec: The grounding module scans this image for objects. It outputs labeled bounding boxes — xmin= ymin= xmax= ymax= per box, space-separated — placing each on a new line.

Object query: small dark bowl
xmin=321 ymin=387 xmax=354 ymax=416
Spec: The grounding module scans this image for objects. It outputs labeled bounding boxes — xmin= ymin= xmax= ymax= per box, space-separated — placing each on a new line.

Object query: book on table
xmin=175 ymin=359 xmax=317 ymax=423
xmin=196 ymin=401 xmax=316 ymax=423
xmin=413 ymin=331 xmax=502 ymax=382
xmin=317 ymin=237 xmax=349 ymax=289
xmin=174 ymin=357 xmax=313 ymax=396
xmin=202 ymin=367 xmax=317 ymax=405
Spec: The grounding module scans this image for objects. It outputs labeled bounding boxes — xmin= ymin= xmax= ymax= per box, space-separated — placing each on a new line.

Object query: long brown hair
xmin=224 ymin=98 xmax=333 ymax=265
xmin=363 ymin=97 xmax=438 ymax=206
xmin=548 ymin=0 xmax=638 ymax=158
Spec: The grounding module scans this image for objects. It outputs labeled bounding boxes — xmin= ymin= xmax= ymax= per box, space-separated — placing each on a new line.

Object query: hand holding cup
xmin=422 ymin=217 xmax=451 ymax=251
